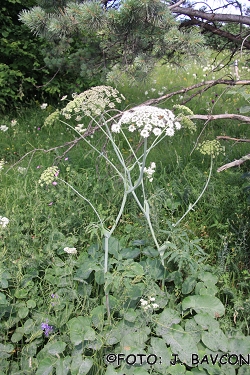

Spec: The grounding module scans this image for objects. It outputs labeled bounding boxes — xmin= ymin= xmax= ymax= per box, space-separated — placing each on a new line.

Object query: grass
xmin=0 ymin=54 xmax=250 ymax=374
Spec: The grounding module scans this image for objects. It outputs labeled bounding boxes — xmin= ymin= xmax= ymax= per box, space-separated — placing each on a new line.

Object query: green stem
xmin=59 ymin=178 xmax=104 ymax=227
xmin=173 ymin=156 xmax=213 ymax=227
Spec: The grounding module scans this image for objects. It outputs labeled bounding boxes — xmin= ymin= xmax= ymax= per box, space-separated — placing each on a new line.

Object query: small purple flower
xmin=48 ymin=202 xmax=53 ymax=206
xmin=37 ymin=127 xmax=41 ymax=131
xmin=65 ymin=157 xmax=69 ymax=161
xmin=54 ymin=170 xmax=59 ymax=177
xmin=41 ymin=319 xmax=53 ymax=337
xmin=52 ymin=181 xmax=57 ymax=186
xmin=211 ymin=100 xmax=215 ymax=104
xmin=51 ymin=293 xmax=58 ymax=299
xmin=37 ymin=165 xmax=41 ymax=169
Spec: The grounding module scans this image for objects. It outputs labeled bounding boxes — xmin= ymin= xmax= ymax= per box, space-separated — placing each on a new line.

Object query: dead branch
xmin=216 ymin=135 xmax=250 ymax=142
xmin=189 ymin=114 xmax=250 ymax=123
xmin=141 ymin=79 xmax=250 ymax=107
xmin=217 ymin=154 xmax=250 ymax=172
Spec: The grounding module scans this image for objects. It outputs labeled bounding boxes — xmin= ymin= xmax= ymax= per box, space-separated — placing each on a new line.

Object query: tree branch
xmin=216 ymin=135 xmax=250 ymax=142
xmin=180 ymin=18 xmax=250 ymax=49
xmin=189 ymin=114 xmax=250 ymax=123
xmin=217 ymin=154 xmax=250 ymax=172
xmin=172 ymin=6 xmax=250 ymax=26
xmin=140 ymin=79 xmax=250 ymax=106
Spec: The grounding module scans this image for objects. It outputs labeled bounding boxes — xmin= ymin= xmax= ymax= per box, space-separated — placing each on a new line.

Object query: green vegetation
xmin=0 ymin=56 xmax=249 ymax=374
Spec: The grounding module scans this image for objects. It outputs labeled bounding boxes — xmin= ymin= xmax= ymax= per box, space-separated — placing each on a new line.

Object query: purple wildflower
xmin=65 ymin=157 xmax=69 ymax=161
xmin=52 ymin=181 xmax=57 ymax=186
xmin=41 ymin=319 xmax=53 ymax=337
xmin=48 ymin=202 xmax=53 ymax=206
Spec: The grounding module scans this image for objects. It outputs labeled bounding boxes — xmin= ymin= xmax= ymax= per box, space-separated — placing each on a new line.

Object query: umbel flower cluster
xmin=61 ymin=86 xmax=125 ymax=121
xmin=38 ymin=166 xmax=59 ymax=187
xmin=198 ymin=140 xmax=225 ymax=158
xmin=111 ymin=106 xmax=181 ymax=138
xmin=144 ymin=162 xmax=156 ymax=182
xmin=140 ymin=297 xmax=159 ymax=311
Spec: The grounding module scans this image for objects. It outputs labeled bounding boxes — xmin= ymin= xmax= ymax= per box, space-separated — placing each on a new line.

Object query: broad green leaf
xmin=55 ymin=356 xmax=71 ymax=375
xmin=228 ymin=337 xmax=250 ymax=355
xmin=149 ymin=337 xmax=172 ymax=369
xmin=23 ymin=319 xmax=35 ymax=334
xmin=45 ymin=341 xmax=67 ymax=355
xmin=202 ymin=328 xmax=228 ymax=352
xmin=0 ymin=292 xmax=8 ymax=305
xmin=27 ymin=299 xmax=36 ymax=308
xmin=14 ymin=289 xmax=28 ymax=299
xmin=133 ymin=368 xmax=151 ymax=375
xmin=155 ymin=308 xmax=181 ymax=336
xmin=18 ymin=307 xmax=29 ymax=319
xmin=142 ymin=258 xmax=165 ymax=280
xmin=167 ymin=363 xmax=187 ymax=374
xmin=0 ymin=270 xmax=11 ymax=288
xmin=95 ymin=269 xmax=105 ymax=285
xmin=36 ymin=357 xmax=56 ymax=375
xmin=0 ymin=343 xmax=14 ymax=359
xmin=184 ymin=318 xmax=201 ymax=343
xmin=11 ymin=328 xmax=24 ymax=343
xmin=78 ymin=358 xmax=93 ymax=374
xmin=161 ymin=324 xmax=198 ymax=366
xmin=91 ymin=305 xmax=105 ymax=329
xmin=105 ymin=237 xmax=121 ymax=259
xmin=198 ymin=272 xmax=217 ymax=285
xmin=120 ymin=327 xmax=150 ymax=350
xmin=123 ymin=308 xmax=138 ymax=322
xmin=182 ymin=276 xmax=197 ymax=294
xmin=238 ymin=365 xmax=250 ymax=375
xmin=122 ymin=262 xmax=144 ymax=278
xmin=120 ymin=247 xmax=140 ymax=259
xmin=182 ymin=295 xmax=225 ymax=317
xmin=67 ymin=317 xmax=91 ymax=345
xmin=194 ymin=313 xmax=219 ymax=330
xmin=105 ymin=366 xmax=118 ymax=375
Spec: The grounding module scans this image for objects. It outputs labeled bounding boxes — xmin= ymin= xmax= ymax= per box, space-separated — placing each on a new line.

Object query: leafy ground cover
xmin=0 ymin=55 xmax=250 ymax=374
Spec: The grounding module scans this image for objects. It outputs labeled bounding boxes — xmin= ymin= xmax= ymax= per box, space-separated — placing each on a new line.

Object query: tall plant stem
xmin=173 ymin=156 xmax=213 ymax=227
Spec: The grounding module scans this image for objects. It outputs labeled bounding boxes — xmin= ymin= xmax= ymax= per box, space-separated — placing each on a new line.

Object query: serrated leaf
xmin=182 ymin=295 xmax=225 ymax=317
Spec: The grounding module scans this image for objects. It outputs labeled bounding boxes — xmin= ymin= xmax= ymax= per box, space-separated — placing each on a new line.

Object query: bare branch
xmin=217 ymin=154 xmax=250 ymax=172
xmin=140 ymin=79 xmax=250 ymax=106
xmin=216 ymin=135 xmax=250 ymax=142
xmin=168 ymin=0 xmax=186 ymax=10
xmin=172 ymin=6 xmax=250 ymax=26
xmin=189 ymin=114 xmax=250 ymax=123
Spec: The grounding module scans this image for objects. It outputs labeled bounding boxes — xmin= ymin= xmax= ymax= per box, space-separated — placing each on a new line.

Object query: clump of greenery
xmin=0 ymin=57 xmax=250 ymax=374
